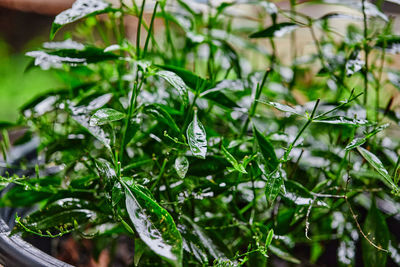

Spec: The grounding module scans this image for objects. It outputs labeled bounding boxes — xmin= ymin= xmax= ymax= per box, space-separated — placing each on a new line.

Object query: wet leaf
xmin=317 ymin=12 xmax=360 ymax=21
xmin=26 ymin=47 xmax=119 ymax=70
xmin=175 ymin=156 xmax=189 ymax=179
xmin=156 ymin=64 xmax=210 ymax=90
xmin=249 ymin=22 xmax=298 ymax=38
xmin=375 ymin=35 xmax=400 ymax=54
xmin=253 ymin=126 xmax=279 ymax=173
xmin=269 ymin=245 xmax=301 ymax=264
xmin=357 ymin=147 xmax=398 ymax=190
xmin=281 ymin=180 xmax=327 ymax=207
xmin=345 ymin=124 xmax=389 ymax=151
xmin=221 ymin=145 xmax=247 ymax=174
xmin=182 ymin=215 xmax=227 ymax=260
xmin=143 ymin=104 xmax=180 ymax=135
xmin=265 ymin=229 xmax=274 ymax=248
xmin=200 ymin=90 xmax=239 ymax=109
xmin=43 ymin=39 xmax=85 ymax=50
xmin=345 ymin=138 xmax=366 ymax=151
xmin=187 ymin=110 xmax=207 ymax=159
xmin=70 ymin=105 xmax=111 ymax=150
xmin=314 ymin=116 xmax=370 ymax=126
xmin=21 ymin=198 xmax=102 ymax=231
xmin=90 ymin=108 xmax=125 ymax=126
xmin=265 ymin=167 xmax=285 ymax=206
xmin=345 ymin=58 xmax=364 ymax=76
xmin=125 ymin=184 xmax=183 ymax=267
xmin=50 ymin=0 xmax=113 ymax=39
xmin=261 ymin=101 xmax=302 ymax=116
xmin=157 ymin=70 xmax=189 ymax=105
xmin=362 ymin=200 xmax=389 ymax=267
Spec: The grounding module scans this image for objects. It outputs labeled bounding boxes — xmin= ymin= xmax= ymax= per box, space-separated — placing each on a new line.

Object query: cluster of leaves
xmin=1 ymin=0 xmax=400 ymax=266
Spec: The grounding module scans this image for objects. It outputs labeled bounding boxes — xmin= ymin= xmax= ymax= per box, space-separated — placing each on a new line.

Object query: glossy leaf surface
xmin=125 ymin=184 xmax=183 ymax=266
xmin=187 ymin=110 xmax=207 ymax=159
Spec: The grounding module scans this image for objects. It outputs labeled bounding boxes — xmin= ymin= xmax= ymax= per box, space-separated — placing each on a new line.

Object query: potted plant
xmin=1 ymin=0 xmax=400 ymax=266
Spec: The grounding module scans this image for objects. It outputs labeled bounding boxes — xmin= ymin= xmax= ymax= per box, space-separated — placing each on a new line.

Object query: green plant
xmin=2 ymin=0 xmax=400 ymax=266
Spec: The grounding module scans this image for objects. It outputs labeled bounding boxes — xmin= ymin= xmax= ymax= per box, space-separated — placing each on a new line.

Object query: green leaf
xmin=155 ymin=64 xmax=210 ymax=90
xmin=249 ymin=22 xmax=298 ymax=38
xmin=157 ymin=70 xmax=189 ymax=105
xmin=182 ymin=215 xmax=227 ymax=260
xmin=261 ymin=101 xmax=302 ymax=116
xmin=26 ymin=47 xmax=119 ymax=70
xmin=253 ymin=126 xmax=279 ymax=173
xmin=89 ymin=108 xmax=125 ymax=126
xmin=174 ymin=156 xmax=189 ymax=179
xmin=345 ymin=58 xmax=365 ymax=76
xmin=317 ymin=12 xmax=360 ymax=21
xmin=50 ymin=0 xmax=113 ymax=40
xmin=313 ymin=116 xmax=370 ymax=126
xmin=124 ymin=184 xmax=183 ymax=267
xmin=143 ymin=104 xmax=181 ymax=135
xmin=357 ymin=147 xmax=398 ymax=191
xmin=265 ymin=167 xmax=284 ymax=206
xmin=187 ymin=110 xmax=207 ymax=159
xmin=375 ymin=35 xmax=400 ymax=54
xmin=269 ymin=245 xmax=301 ymax=264
xmin=345 ymin=138 xmax=366 ymax=151
xmin=281 ymin=180 xmax=328 ymax=207
xmin=221 ymin=145 xmax=247 ymax=174
xmin=21 ymin=198 xmax=102 ymax=231
xmin=199 ymin=90 xmax=239 ymax=109
xmin=362 ymin=199 xmax=389 ymax=267
xmin=265 ymin=229 xmax=274 ymax=248
xmin=345 ymin=124 xmax=389 ymax=151
xmin=70 ymin=106 xmax=111 ymax=150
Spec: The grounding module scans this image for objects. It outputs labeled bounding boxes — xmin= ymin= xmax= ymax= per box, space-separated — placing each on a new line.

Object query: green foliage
xmin=2 ymin=0 xmax=400 ymax=266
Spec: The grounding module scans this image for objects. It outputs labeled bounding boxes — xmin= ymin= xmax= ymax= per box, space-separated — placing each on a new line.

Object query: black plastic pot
xmin=0 ymin=138 xmax=72 ymax=267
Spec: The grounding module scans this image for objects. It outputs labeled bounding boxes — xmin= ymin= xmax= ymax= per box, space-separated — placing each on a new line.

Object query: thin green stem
xmin=240 ymin=69 xmax=271 ymax=137
xmin=136 ymin=0 xmax=146 ymax=58
xmin=361 ymin=0 xmax=369 ymax=105
xmin=283 ymin=99 xmax=320 ymax=161
xmin=142 ymin=1 xmax=158 ymax=59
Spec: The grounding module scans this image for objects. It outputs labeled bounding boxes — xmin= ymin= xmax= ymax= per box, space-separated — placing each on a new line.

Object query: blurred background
xmin=1 ymin=0 xmax=400 ymax=123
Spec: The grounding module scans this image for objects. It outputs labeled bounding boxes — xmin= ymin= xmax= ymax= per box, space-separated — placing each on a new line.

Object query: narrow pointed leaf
xmin=265 ymin=167 xmax=284 ymax=206
xmin=155 ymin=64 xmax=210 ymax=90
xmin=314 ymin=116 xmax=370 ymax=126
xmin=157 ymin=70 xmax=189 ymax=105
xmin=345 ymin=138 xmax=366 ymax=151
xmin=281 ymin=180 xmax=327 ymax=207
xmin=125 ymin=185 xmax=183 ymax=267
xmin=269 ymin=245 xmax=301 ymax=264
xmin=70 ymin=106 xmax=111 ymax=150
xmin=261 ymin=101 xmax=302 ymax=116
xmin=362 ymin=200 xmax=389 ymax=267
xmin=144 ymin=104 xmax=180 ymax=135
xmin=253 ymin=126 xmax=279 ymax=173
xmin=187 ymin=110 xmax=207 ymax=159
xmin=90 ymin=108 xmax=125 ymax=126
xmin=50 ymin=0 xmax=113 ymax=40
xmin=249 ymin=22 xmax=298 ymax=38
xmin=357 ymin=147 xmax=398 ymax=190
xmin=221 ymin=145 xmax=247 ymax=174
xmin=265 ymin=229 xmax=274 ymax=248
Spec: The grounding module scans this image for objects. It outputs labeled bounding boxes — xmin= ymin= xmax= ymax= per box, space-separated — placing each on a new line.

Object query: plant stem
xmin=142 ymin=1 xmax=158 ymax=59
xmin=283 ymin=99 xmax=320 ymax=161
xmin=136 ymin=0 xmax=146 ymax=58
xmin=240 ymin=69 xmax=271 ymax=137
xmin=361 ymin=0 xmax=369 ymax=105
